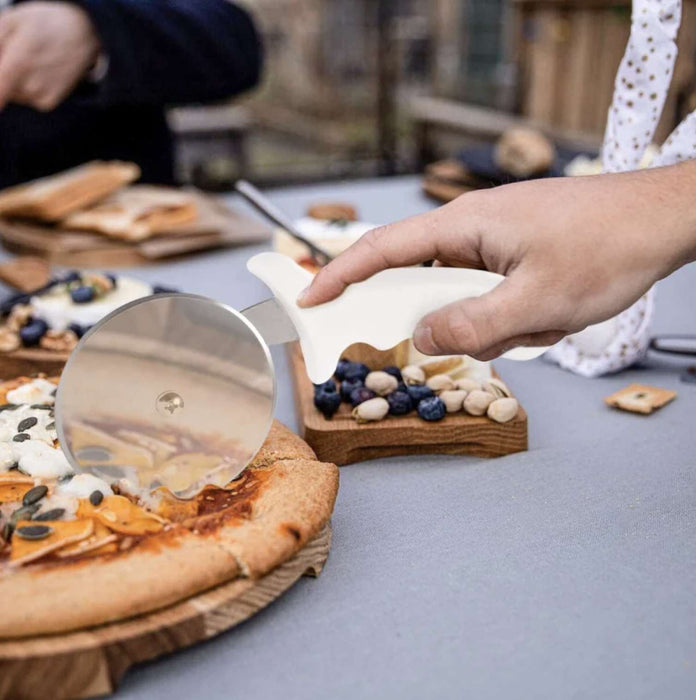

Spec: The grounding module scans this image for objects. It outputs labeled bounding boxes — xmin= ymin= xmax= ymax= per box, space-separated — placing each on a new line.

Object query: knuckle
xmin=35 ymin=95 xmax=56 ymax=111
xmin=360 ymin=226 xmax=392 ymax=268
xmin=436 ymin=305 xmax=484 ymax=355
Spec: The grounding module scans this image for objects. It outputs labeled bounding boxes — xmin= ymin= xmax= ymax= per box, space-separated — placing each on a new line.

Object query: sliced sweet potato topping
xmin=57 ymin=520 xmax=118 ymax=558
xmin=77 ymin=494 xmax=166 ymax=535
xmin=10 ymin=518 xmax=94 ymax=566
xmin=0 ymin=481 xmax=34 ymax=503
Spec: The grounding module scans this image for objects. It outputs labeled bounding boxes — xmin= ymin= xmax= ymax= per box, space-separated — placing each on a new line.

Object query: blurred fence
xmin=176 ymin=0 xmax=696 ymax=187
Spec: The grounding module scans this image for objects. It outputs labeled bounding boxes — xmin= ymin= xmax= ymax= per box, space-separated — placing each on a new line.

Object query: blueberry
xmin=382 ymin=365 xmax=403 ymax=383
xmin=334 ymin=358 xmax=351 ymax=381
xmin=19 ymin=319 xmax=48 ymax=347
xmin=395 ymin=382 xmax=408 ymax=394
xmin=314 ymin=379 xmax=337 ymax=394
xmin=70 ymin=286 xmax=95 ymax=304
xmin=153 ymin=285 xmax=178 ymax=294
xmin=417 ymin=396 xmax=446 ymax=421
xmin=386 ymin=390 xmax=413 ymax=415
xmin=350 ymin=387 xmax=376 ymax=407
xmin=67 ymin=322 xmax=86 ymax=339
xmin=340 ymin=378 xmax=363 ymax=402
xmin=60 ymin=271 xmax=81 ymax=285
xmin=314 ymin=389 xmax=341 ymax=418
xmin=406 ymin=384 xmax=434 ymax=405
xmin=343 ymin=362 xmax=370 ymax=382
xmin=0 ymin=292 xmax=31 ymax=316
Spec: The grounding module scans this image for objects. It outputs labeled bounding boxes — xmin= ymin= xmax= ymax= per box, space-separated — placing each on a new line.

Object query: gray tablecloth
xmin=17 ymin=177 xmax=696 ymax=699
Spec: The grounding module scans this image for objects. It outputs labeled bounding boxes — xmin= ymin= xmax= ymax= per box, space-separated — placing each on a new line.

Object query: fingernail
xmin=296 ymin=286 xmax=310 ymax=306
xmin=414 ymin=323 xmax=439 ymax=354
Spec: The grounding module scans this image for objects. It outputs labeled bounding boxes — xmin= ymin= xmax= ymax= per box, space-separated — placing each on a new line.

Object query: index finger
xmin=297 ymin=209 xmax=444 ymax=307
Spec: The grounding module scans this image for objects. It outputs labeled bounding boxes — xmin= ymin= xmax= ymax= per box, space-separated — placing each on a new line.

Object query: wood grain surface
xmin=288 ymin=344 xmax=527 ymax=465
xmin=0 ymin=347 xmax=68 ymax=380
xmin=0 ymin=524 xmax=332 ymax=700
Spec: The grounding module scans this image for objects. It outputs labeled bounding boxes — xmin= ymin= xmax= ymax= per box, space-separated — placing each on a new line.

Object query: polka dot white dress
xmin=546 ymin=0 xmax=695 ymax=377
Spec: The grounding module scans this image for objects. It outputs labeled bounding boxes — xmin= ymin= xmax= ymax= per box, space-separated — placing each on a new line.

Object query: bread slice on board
xmin=0 ymin=161 xmax=140 ymax=222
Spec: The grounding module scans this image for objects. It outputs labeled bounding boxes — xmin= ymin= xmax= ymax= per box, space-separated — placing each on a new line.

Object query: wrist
xmin=662 ymin=160 xmax=696 ymax=273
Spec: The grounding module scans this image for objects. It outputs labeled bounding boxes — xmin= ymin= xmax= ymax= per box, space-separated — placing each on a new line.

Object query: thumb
xmin=413 ymin=277 xmax=538 ymax=357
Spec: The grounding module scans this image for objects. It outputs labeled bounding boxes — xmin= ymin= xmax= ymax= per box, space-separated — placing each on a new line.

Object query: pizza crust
xmin=0 ymin=421 xmax=339 ymax=638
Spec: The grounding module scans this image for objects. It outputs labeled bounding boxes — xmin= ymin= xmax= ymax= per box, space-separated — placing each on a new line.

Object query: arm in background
xmin=75 ymin=0 xmax=263 ymax=105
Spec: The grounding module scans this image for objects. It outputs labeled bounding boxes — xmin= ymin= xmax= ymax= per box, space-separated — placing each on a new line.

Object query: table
xmin=21 ymin=177 xmax=696 ymax=698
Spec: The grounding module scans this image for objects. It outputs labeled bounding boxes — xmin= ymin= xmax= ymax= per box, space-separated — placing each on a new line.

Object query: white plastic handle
xmin=247 ymin=252 xmax=548 ymax=384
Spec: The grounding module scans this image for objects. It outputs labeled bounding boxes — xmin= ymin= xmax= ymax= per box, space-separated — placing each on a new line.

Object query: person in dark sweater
xmin=0 ymin=0 xmax=263 ymax=188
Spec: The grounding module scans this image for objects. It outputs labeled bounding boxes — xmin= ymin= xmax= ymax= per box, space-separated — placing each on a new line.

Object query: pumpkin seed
xmin=15 ymin=524 xmax=53 ymax=540
xmin=1 ymin=522 xmax=12 ymax=541
xmin=57 ymin=474 xmax=74 ymax=483
xmin=17 ymin=417 xmax=38 ymax=432
xmin=89 ymin=490 xmax=104 ymax=506
xmin=13 ymin=433 xmax=30 ymax=442
xmin=30 ymin=404 xmax=53 ymax=410
xmin=22 ymin=484 xmax=48 ymax=506
xmin=10 ymin=504 xmax=39 ymax=525
xmin=0 ymin=403 xmax=18 ymax=413
xmin=46 ymin=422 xmax=55 ymax=431
xmin=34 ymin=508 xmax=66 ymax=522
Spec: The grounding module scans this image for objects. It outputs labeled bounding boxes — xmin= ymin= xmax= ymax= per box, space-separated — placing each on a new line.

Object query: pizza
xmin=0 ymin=375 xmax=339 ymax=638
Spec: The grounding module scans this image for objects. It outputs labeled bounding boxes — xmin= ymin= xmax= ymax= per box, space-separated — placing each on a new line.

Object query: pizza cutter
xmin=56 ymin=252 xmax=550 ymax=498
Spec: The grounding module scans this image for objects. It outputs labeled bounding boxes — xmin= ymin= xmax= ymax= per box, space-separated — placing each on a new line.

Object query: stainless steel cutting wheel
xmin=56 ymin=293 xmax=276 ymax=499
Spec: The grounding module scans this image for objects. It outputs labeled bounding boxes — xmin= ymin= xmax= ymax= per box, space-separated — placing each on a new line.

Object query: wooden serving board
xmin=0 ymin=191 xmax=270 ymax=268
xmin=0 ymin=347 xmax=69 ymax=380
xmin=0 ymin=524 xmax=332 ymax=700
xmin=288 ymin=343 xmax=527 ymax=465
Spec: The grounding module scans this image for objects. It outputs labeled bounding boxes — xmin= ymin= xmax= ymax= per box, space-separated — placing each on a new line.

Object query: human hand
xmin=298 ymin=162 xmax=696 ymax=360
xmin=0 ymin=1 xmax=100 ymax=111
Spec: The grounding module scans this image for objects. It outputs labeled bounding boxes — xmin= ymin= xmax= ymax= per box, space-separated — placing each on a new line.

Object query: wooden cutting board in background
xmin=0 ymin=190 xmax=270 ymax=268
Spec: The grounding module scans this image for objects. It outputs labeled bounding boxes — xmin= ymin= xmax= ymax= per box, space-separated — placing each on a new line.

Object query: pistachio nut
xmin=487 ymin=397 xmax=519 ymax=423
xmin=425 ymin=374 xmax=455 ymax=394
xmin=439 ymin=389 xmax=467 ymax=413
xmin=454 ymin=377 xmax=481 ymax=393
xmin=365 ymin=370 xmax=399 ymax=396
xmin=482 ymin=378 xmax=512 ymax=399
xmin=463 ymin=390 xmax=495 ymax=416
xmin=352 ymin=396 xmax=390 ymax=424
xmin=401 ymin=365 xmax=425 ymax=385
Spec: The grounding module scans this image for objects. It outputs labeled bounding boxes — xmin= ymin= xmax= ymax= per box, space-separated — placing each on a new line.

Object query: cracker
xmin=604 ymin=383 xmax=677 ymax=415
xmin=61 ymin=185 xmax=197 ymax=241
xmin=0 ymin=161 xmax=139 ymax=222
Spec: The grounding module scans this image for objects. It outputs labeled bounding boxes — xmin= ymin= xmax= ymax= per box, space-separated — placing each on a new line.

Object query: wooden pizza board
xmin=0 ymin=347 xmax=68 ymax=380
xmin=0 ymin=191 xmax=270 ymax=268
xmin=288 ymin=343 xmax=527 ymax=465
xmin=0 ymin=523 xmax=332 ymax=700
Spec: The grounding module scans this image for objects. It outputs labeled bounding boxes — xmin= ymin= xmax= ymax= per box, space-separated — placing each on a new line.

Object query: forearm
xmin=73 ymin=0 xmax=262 ymax=105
